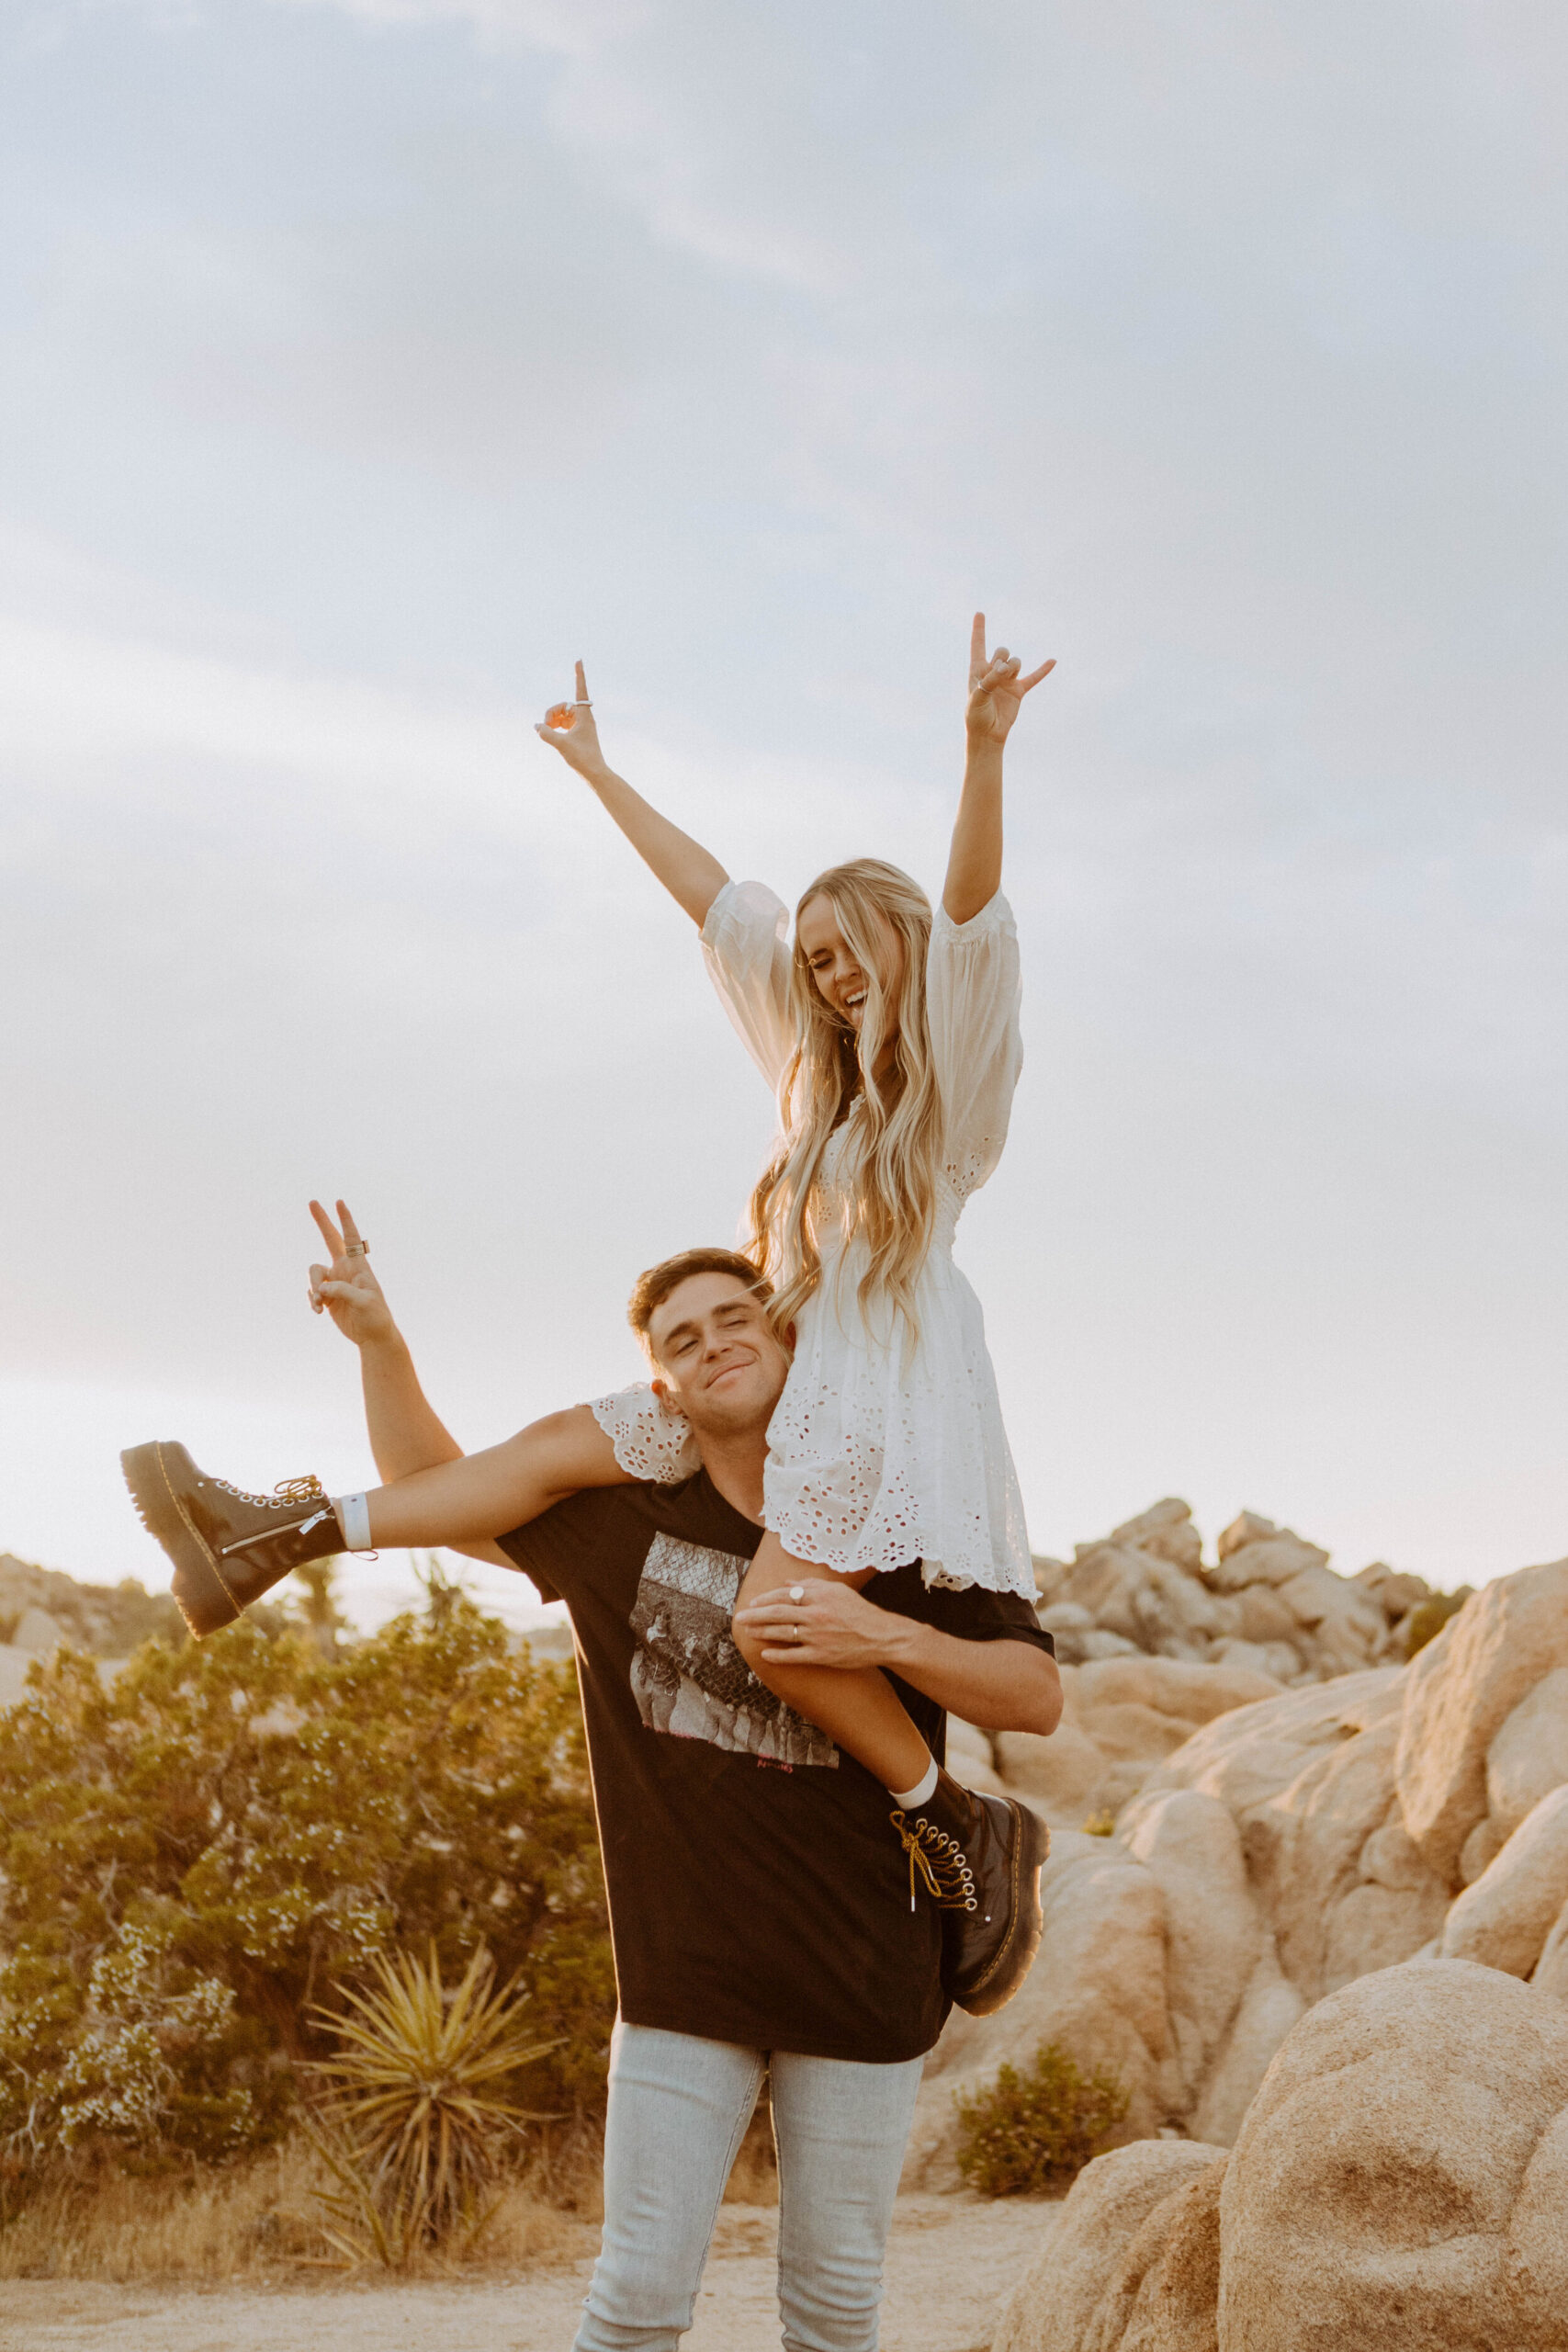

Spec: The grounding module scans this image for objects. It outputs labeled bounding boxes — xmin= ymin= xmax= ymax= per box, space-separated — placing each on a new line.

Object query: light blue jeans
xmin=572 ymin=2021 xmax=926 ymax=2352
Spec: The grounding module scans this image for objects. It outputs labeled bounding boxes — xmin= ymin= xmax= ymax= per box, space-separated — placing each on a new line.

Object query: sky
xmin=1 ymin=0 xmax=1564 ymax=1629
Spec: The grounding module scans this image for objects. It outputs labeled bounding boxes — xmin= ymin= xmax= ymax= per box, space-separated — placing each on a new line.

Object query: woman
xmin=125 ymin=615 xmax=1052 ymax=1873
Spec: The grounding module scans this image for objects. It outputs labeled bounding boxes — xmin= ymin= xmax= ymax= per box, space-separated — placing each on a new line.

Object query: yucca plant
xmin=304 ymin=1942 xmax=559 ymax=2266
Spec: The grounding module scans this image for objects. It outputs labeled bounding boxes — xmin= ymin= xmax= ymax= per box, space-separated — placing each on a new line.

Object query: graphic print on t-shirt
xmin=628 ymin=1532 xmax=838 ymax=1769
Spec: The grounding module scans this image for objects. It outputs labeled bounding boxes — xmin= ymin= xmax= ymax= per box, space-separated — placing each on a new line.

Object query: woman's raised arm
xmin=536 ymin=662 xmax=729 ymax=928
xmin=942 ymin=614 xmax=1055 ymax=925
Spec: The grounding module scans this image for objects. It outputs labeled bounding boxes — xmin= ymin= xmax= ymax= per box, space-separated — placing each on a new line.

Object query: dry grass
xmin=0 ymin=2103 xmax=775 ymax=2284
xmin=0 ymin=2136 xmax=598 ymax=2284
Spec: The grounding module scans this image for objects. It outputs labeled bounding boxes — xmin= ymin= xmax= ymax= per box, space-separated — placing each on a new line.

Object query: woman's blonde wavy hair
xmin=748 ymin=858 xmax=943 ymax=1343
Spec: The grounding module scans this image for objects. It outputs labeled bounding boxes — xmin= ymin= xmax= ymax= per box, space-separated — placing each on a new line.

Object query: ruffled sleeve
xmin=587 ymin=1383 xmax=701 ymax=1486
xmin=700 ymin=879 xmax=796 ymax=1093
xmin=925 ymin=891 xmax=1023 ymax=1199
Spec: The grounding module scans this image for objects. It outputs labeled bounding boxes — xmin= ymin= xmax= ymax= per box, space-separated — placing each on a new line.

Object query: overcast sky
xmin=2 ymin=0 xmax=1563 ymax=1627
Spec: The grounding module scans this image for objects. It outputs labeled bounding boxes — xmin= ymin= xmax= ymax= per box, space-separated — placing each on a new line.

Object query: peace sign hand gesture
xmin=964 ymin=613 xmax=1055 ymax=746
xmin=535 ymin=660 xmax=609 ymax=781
xmin=307 ymin=1199 xmax=398 ymax=1350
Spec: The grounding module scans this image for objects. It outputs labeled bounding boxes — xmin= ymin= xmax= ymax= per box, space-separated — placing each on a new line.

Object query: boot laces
xmin=890 ymin=1809 xmax=979 ymax=1914
xmin=212 ymin=1473 xmax=328 ymax=1512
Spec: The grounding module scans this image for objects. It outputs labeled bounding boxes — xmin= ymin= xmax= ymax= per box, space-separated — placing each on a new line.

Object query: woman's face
xmin=797 ymin=894 xmax=903 ymax=1036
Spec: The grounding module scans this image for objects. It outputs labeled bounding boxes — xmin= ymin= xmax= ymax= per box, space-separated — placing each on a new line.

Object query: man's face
xmin=647 ymin=1272 xmax=790 ymax=1440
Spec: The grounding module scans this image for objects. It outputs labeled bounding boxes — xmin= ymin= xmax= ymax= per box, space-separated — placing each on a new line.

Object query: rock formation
xmin=0 ymin=1553 xmax=183 ymax=1658
xmin=1034 ymin=1500 xmax=1444 ymax=1686
xmin=995 ymin=1960 xmax=1568 ymax=2351
xmin=908 ymin=1549 xmax=1568 ymax=2209
xmin=0 ymin=1553 xmax=228 ymax=1703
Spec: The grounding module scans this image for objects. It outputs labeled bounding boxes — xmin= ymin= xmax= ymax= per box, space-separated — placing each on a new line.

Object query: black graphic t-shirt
xmin=497 ymin=1473 xmax=1054 ymax=2064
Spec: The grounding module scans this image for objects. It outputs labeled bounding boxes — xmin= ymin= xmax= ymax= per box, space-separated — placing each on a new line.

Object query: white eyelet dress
xmin=589 ymin=878 xmax=1034 ymax=1599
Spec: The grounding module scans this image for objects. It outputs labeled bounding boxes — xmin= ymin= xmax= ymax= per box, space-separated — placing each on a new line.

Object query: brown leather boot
xmin=892 ymin=1766 xmax=1050 ymax=2017
xmin=121 ymin=1441 xmax=341 ymax=1637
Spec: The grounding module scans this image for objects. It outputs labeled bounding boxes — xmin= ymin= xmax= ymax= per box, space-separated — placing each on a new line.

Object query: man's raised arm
xmin=307 ymin=1197 xmax=627 ymax=1569
xmin=307 ymin=1196 xmax=512 ymax=1566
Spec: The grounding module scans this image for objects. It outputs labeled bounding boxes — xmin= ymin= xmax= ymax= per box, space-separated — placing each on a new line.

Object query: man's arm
xmin=731 ymin=1581 xmax=1062 ymax=1736
xmin=307 ymin=1197 xmax=624 ymax=1568
xmin=353 ymin=1331 xmax=520 ymax=1570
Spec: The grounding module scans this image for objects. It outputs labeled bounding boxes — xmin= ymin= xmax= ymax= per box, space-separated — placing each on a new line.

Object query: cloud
xmin=4 ymin=2 xmax=1565 ymax=1589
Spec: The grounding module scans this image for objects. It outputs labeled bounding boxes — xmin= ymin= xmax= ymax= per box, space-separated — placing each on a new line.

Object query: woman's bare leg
xmin=730 ymin=1531 xmax=932 ymax=1792
xmin=355 ymin=1407 xmax=633 ymax=1547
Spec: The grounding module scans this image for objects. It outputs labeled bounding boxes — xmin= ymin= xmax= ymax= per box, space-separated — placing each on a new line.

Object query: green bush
xmin=953 ymin=2041 xmax=1129 ymax=2197
xmin=0 ymin=1601 xmax=613 ymax=2191
xmin=1403 ymin=1589 xmax=1472 ymax=1660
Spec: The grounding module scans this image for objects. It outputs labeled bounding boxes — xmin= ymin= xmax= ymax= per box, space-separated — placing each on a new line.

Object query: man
xmin=126 ymin=1237 xmax=1060 ymax=2351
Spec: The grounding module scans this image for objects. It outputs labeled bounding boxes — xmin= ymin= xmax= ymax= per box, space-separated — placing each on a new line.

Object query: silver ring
xmin=573 ymin=698 xmax=592 ymax=707
xmin=788 ymin=1583 xmax=806 ymax=1602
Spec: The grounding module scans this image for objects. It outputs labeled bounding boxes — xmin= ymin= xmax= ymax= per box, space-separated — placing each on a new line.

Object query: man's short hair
xmin=627 ymin=1248 xmax=773 ymax=1361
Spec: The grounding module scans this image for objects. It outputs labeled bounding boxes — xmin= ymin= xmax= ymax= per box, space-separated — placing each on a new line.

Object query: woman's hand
xmin=307 ymin=1198 xmax=399 ymax=1350
xmin=535 ymin=660 xmax=610 ymax=781
xmin=964 ymin=613 xmax=1055 ymax=746
xmin=732 ymin=1578 xmax=897 ymax=1670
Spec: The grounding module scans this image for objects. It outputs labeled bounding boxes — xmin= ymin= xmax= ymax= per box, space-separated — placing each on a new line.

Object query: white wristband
xmin=337 ymin=1493 xmax=374 ymax=1553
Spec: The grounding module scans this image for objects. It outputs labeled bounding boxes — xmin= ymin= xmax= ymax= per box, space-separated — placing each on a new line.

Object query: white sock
xmin=333 ymin=1494 xmax=374 ymax=1554
xmin=888 ymin=1758 xmax=939 ymax=1808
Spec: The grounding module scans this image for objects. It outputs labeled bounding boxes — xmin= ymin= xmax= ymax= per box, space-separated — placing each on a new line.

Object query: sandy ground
xmin=0 ymin=2191 xmax=1056 ymax=2352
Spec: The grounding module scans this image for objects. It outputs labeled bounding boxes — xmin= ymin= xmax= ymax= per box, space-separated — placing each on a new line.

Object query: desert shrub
xmin=953 ymin=2041 xmax=1129 ymax=2197
xmin=0 ymin=1600 xmax=613 ymax=2194
xmin=1403 ymin=1588 xmax=1472 ymax=1659
xmin=306 ymin=1941 xmax=558 ymax=2266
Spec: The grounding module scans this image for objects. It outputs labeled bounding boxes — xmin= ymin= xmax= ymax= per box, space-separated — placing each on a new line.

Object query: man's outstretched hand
xmin=308 ymin=1198 xmax=398 ymax=1349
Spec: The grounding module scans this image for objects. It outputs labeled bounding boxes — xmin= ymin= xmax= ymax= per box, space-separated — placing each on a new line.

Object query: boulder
xmin=1041 ymin=1600 xmax=1095 ymax=1636
xmin=1231 ymin=1586 xmax=1300 ymax=1648
xmin=993 ymin=1657 xmax=1286 ymax=1831
xmin=1058 ymin=1544 xmax=1162 ymax=1644
xmin=1394 ymin=1557 xmax=1568 ymax=1886
xmin=996 ymin=1720 xmax=1103 ymax=1819
xmin=1110 ymin=1498 xmax=1204 ymax=1574
xmin=1486 ymin=1666 xmax=1568 ymax=1840
xmin=1241 ymin=1712 xmax=1447 ymax=2003
xmin=1084 ymin=2154 xmax=1227 ymax=2352
xmin=0 ymin=1645 xmax=36 ymax=1709
xmin=1189 ymin=1950 xmax=1304 ymax=2148
xmin=992 ymin=2139 xmax=1226 ymax=2352
xmin=1442 ymin=1785 xmax=1568 ymax=1978
xmin=10 ymin=1606 xmax=65 ymax=1655
xmin=1117 ymin=1792 xmax=1261 ymax=2109
xmin=1535 ymin=1904 xmax=1568 ymax=2004
xmin=1216 ymin=1959 xmax=1568 ymax=2348
xmin=1146 ymin=1669 xmax=1403 ymax=1821
xmin=1459 ymin=1814 xmax=1506 ymax=1884
xmin=945 ymin=1715 xmax=1005 ymax=1794
xmin=1075 ymin=1657 xmax=1283 ymax=1730
xmin=1207 ymin=1528 xmax=1330 ymax=1596
xmin=1215 ymin=1512 xmax=1280 ymax=1561
xmin=1354 ymin=1561 xmax=1432 ymax=1622
xmin=1208 ymin=1638 xmax=1279 ymax=1679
